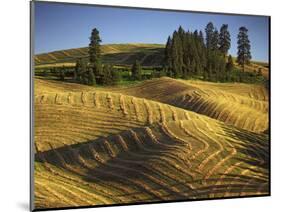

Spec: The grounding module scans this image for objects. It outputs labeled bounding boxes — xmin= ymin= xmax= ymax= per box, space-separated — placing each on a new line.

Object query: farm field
xmin=34 ymin=76 xmax=269 ymax=209
xmin=32 ymin=2 xmax=270 ymax=210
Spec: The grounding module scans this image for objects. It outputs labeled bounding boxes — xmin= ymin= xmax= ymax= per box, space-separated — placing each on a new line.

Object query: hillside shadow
xmin=34 ymin=123 xmax=271 ymax=200
xmin=35 ymin=126 xmax=195 ymax=199
xmin=219 ymin=125 xmax=269 ymax=171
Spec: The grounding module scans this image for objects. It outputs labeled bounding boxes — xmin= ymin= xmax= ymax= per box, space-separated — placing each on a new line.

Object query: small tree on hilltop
xmin=237 ymin=26 xmax=252 ymax=72
xmin=89 ymin=28 xmax=103 ymax=79
xmin=89 ymin=28 xmax=101 ymax=64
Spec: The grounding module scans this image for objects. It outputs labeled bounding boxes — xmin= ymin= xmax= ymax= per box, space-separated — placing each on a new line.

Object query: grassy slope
xmin=34 ymin=77 xmax=269 ymax=209
xmin=111 ymin=77 xmax=269 ymax=133
xmin=35 ymin=77 xmax=269 ymax=133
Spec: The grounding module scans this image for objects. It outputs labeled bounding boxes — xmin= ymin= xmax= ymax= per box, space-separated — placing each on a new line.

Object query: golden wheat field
xmin=34 ymin=77 xmax=269 ymax=209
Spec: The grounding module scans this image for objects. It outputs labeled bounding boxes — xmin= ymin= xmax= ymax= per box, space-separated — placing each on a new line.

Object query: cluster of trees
xmin=163 ymin=22 xmax=252 ymax=82
xmin=73 ymin=28 xmax=121 ymax=86
xmin=74 ymin=58 xmax=121 ymax=86
xmin=73 ymin=28 xmax=146 ymax=85
xmin=52 ymin=24 xmax=256 ymax=86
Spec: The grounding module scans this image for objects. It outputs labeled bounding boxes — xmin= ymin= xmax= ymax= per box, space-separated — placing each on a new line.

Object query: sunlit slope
xmin=114 ymin=77 xmax=268 ymax=133
xmin=34 ymin=77 xmax=269 ymax=209
xmin=35 ymin=78 xmax=96 ymax=94
xmin=34 ymin=91 xmax=202 ymax=152
xmin=34 ymin=118 xmax=269 ymax=209
xmin=35 ymin=43 xmax=165 ymax=66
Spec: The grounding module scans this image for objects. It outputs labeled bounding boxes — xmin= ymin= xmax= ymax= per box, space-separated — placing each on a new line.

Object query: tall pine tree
xmin=89 ymin=28 xmax=102 ymax=77
xmin=211 ymin=29 xmax=219 ymax=51
xmin=171 ymin=30 xmax=184 ymax=78
xmin=164 ymin=36 xmax=173 ymax=72
xmin=205 ymin=22 xmax=215 ymax=50
xmin=219 ymin=24 xmax=231 ymax=57
xmin=237 ymin=26 xmax=251 ymax=72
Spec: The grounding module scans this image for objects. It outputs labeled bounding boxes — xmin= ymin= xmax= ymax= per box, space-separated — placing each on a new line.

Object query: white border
xmin=1 ymin=0 xmax=280 ymax=212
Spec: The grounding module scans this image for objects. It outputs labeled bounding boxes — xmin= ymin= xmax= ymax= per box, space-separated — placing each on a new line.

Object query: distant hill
xmin=35 ymin=43 xmax=165 ymax=67
xmin=35 ymin=43 xmax=269 ymax=79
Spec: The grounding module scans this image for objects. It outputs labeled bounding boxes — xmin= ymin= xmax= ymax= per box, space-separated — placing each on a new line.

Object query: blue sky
xmin=34 ymin=2 xmax=269 ymax=62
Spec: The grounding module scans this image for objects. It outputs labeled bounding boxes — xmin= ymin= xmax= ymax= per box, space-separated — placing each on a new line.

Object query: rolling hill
xmin=35 ymin=77 xmax=269 ymax=133
xmin=112 ymin=77 xmax=269 ymax=133
xmin=34 ymin=43 xmax=269 ymax=79
xmin=33 ymin=77 xmax=269 ymax=209
xmin=35 ymin=43 xmax=165 ymax=67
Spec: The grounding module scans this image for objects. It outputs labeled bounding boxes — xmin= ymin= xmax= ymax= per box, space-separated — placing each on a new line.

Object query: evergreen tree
xmin=74 ymin=59 xmax=82 ymax=81
xmin=219 ymin=24 xmax=231 ymax=56
xmin=163 ymin=24 xmax=227 ymax=82
xmin=217 ymin=54 xmax=226 ymax=81
xmin=131 ymin=60 xmax=142 ymax=81
xmin=171 ymin=30 xmax=184 ymax=77
xmin=226 ymin=55 xmax=234 ymax=81
xmin=178 ymin=26 xmax=185 ymax=41
xmin=205 ymin=22 xmax=215 ymax=50
xmin=194 ymin=30 xmax=199 ymax=39
xmin=88 ymin=68 xmax=96 ymax=85
xmin=89 ymin=28 xmax=101 ymax=63
xmin=199 ymin=30 xmax=204 ymax=45
xmin=211 ymin=29 xmax=219 ymax=51
xmin=237 ymin=26 xmax=252 ymax=72
xmin=190 ymin=59 xmax=196 ymax=74
xmin=182 ymin=32 xmax=191 ymax=77
xmin=206 ymin=50 xmax=226 ymax=81
xmin=164 ymin=36 xmax=173 ymax=71
xmin=89 ymin=28 xmax=103 ymax=77
xmin=197 ymin=31 xmax=207 ymax=76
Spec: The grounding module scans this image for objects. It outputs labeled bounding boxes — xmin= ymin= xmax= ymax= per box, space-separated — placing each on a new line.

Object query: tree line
xmin=71 ymin=28 xmax=146 ymax=86
xmin=72 ymin=28 xmax=119 ymax=86
xmin=163 ymin=22 xmax=252 ymax=82
xmin=49 ymin=23 xmax=262 ymax=86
